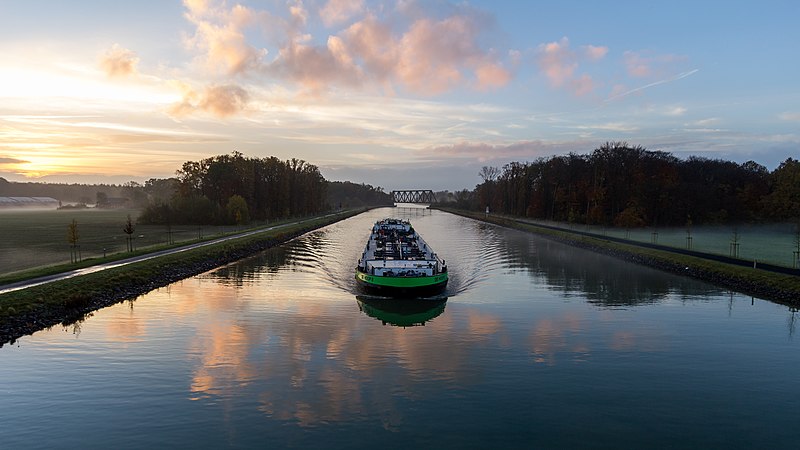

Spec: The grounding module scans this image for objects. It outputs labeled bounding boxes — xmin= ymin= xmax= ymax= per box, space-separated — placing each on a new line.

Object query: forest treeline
xmin=1 ymin=153 xmax=392 ymax=225
xmin=139 ymin=152 xmax=391 ymax=225
xmin=0 ymin=177 xmax=146 ymax=206
xmin=445 ymin=142 xmax=800 ymax=226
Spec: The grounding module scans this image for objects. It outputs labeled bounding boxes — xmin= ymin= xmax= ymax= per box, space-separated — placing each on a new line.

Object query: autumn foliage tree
xmin=471 ymin=142 xmax=788 ymax=226
xmin=140 ymin=152 xmax=327 ymax=225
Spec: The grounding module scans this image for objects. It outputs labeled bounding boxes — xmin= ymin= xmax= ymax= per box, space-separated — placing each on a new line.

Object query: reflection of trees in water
xmin=204 ymin=245 xmax=290 ymax=287
xmin=203 ymin=227 xmax=361 ymax=292
xmin=495 ymin=229 xmax=720 ymax=307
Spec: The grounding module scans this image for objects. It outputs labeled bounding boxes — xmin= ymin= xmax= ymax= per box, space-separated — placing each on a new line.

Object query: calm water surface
xmin=2 ymin=208 xmax=799 ymax=448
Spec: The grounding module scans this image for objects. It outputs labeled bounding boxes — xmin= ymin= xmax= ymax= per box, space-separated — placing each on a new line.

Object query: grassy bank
xmin=0 ymin=216 xmax=307 ymax=286
xmin=0 ymin=208 xmax=290 ymax=275
xmin=437 ymin=207 xmax=800 ymax=306
xmin=0 ymin=209 xmax=364 ymax=345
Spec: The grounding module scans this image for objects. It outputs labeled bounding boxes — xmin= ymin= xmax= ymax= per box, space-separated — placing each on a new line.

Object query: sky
xmin=0 ymin=0 xmax=798 ymax=191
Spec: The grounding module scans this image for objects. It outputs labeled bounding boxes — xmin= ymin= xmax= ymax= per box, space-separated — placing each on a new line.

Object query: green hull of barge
xmin=355 ymin=270 xmax=448 ymax=294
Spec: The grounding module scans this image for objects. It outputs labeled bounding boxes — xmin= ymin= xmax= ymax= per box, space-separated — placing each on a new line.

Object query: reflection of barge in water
xmin=355 ymin=218 xmax=448 ymax=297
xmin=357 ymin=296 xmax=446 ymax=327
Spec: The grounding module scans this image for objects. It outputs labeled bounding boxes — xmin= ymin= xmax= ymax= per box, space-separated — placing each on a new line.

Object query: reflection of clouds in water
xmin=530 ymin=314 xmax=585 ymax=365
xmin=104 ymin=302 xmax=144 ymax=344
xmin=99 ymin=208 xmax=733 ymax=431
xmin=527 ymin=311 xmax=671 ymax=365
xmin=162 ymin=271 xmax=508 ymax=427
xmin=171 ymin=209 xmax=685 ymax=426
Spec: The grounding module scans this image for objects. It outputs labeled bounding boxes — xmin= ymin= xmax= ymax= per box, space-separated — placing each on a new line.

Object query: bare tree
xmin=478 ymin=166 xmax=500 ymax=183
xmin=67 ymin=219 xmax=80 ymax=263
xmin=123 ymin=214 xmax=135 ymax=252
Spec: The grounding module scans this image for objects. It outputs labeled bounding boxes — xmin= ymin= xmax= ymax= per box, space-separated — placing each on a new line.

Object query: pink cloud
xmin=339 ymin=15 xmax=398 ymax=81
xmin=288 ymin=0 xmax=308 ymax=27
xmin=182 ymin=0 xmax=268 ymax=75
xmin=623 ymin=51 xmax=651 ymax=77
xmin=99 ymin=44 xmax=139 ymax=78
xmin=269 ymin=11 xmax=511 ymax=95
xmin=475 ymin=62 xmax=512 ymax=91
xmin=320 ymin=0 xmax=365 ymax=27
xmin=583 ymin=45 xmax=608 ymax=61
xmin=537 ymin=37 xmax=604 ymax=97
xmin=178 ymin=0 xmax=513 ymax=111
xmin=269 ymin=37 xmax=363 ymax=92
xmin=623 ymin=50 xmax=686 ymax=78
xmin=169 ymin=84 xmax=250 ymax=117
xmin=537 ymin=37 xmax=576 ymax=87
xmin=570 ymin=74 xmax=595 ymax=97
xmin=395 ymin=16 xmax=475 ymax=94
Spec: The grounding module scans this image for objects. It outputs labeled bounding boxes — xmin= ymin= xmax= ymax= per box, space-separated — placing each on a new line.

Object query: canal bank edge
xmin=0 ymin=209 xmax=366 ymax=346
xmin=437 ymin=207 xmax=800 ymax=307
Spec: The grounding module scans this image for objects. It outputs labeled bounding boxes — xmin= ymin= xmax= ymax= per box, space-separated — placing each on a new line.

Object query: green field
xmin=522 ymin=219 xmax=800 ymax=268
xmin=0 ymin=208 xmax=259 ymax=275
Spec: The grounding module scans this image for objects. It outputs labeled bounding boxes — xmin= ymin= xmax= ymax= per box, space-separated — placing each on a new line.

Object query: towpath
xmin=0 ymin=212 xmax=346 ymax=295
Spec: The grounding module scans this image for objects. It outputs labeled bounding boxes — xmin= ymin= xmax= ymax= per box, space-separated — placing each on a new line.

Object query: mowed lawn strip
xmin=0 ymin=208 xmax=260 ymax=276
xmin=0 ymin=210 xmax=318 ymax=285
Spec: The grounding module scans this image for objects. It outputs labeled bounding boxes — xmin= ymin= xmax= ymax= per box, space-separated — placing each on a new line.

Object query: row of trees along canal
xmin=139 ymin=152 xmax=392 ymax=226
xmin=52 ymin=153 xmax=391 ymax=263
xmin=445 ymin=142 xmax=800 ymax=227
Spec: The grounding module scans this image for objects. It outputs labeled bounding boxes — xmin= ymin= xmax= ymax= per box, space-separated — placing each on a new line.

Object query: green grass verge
xmin=437 ymin=207 xmax=800 ymax=304
xmin=0 ymin=209 xmax=364 ymax=324
xmin=0 ymin=208 xmax=288 ymax=275
xmin=0 ymin=216 xmax=303 ymax=285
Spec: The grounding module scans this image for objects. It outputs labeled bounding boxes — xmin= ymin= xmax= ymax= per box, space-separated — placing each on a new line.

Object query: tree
xmin=763 ymin=158 xmax=800 ymax=220
xmin=226 ymin=194 xmax=250 ymax=226
xmin=96 ymin=191 xmax=108 ymax=207
xmin=478 ymin=166 xmax=500 ymax=183
xmin=123 ymin=214 xmax=135 ymax=252
xmin=67 ymin=219 xmax=80 ymax=263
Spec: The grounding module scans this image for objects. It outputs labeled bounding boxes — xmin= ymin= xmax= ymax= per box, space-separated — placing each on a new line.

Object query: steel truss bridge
xmin=391 ymin=190 xmax=436 ymax=204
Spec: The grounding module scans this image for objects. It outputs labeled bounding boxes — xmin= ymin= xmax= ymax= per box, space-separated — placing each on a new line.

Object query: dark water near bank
xmin=2 ymin=208 xmax=799 ymax=448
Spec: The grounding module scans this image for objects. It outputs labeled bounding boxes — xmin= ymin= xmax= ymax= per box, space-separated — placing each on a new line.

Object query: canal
xmin=1 ymin=207 xmax=798 ymax=448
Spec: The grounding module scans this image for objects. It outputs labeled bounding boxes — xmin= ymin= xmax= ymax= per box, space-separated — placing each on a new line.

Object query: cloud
xmin=569 ymin=74 xmax=595 ymax=97
xmin=779 ymin=112 xmax=800 ymax=122
xmin=537 ymin=37 xmax=576 ymax=88
xmin=182 ymin=0 xmax=269 ymax=75
xmin=665 ymin=106 xmax=687 ymax=116
xmin=693 ymin=118 xmax=720 ymax=126
xmin=99 ymin=44 xmax=139 ymax=78
xmin=536 ymin=37 xmax=603 ymax=97
xmin=623 ymin=50 xmax=687 ymax=78
xmin=420 ymin=139 xmax=589 ymax=163
xmin=169 ymin=84 xmax=250 ymax=117
xmin=178 ymin=0 xmax=511 ymax=98
xmin=320 ymin=0 xmax=365 ymax=27
xmin=475 ymin=62 xmax=512 ymax=91
xmin=264 ymin=10 xmax=512 ymax=95
xmin=573 ymin=122 xmax=638 ymax=132
xmin=582 ymin=45 xmax=608 ymax=61
xmin=0 ymin=157 xmax=30 ymax=165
